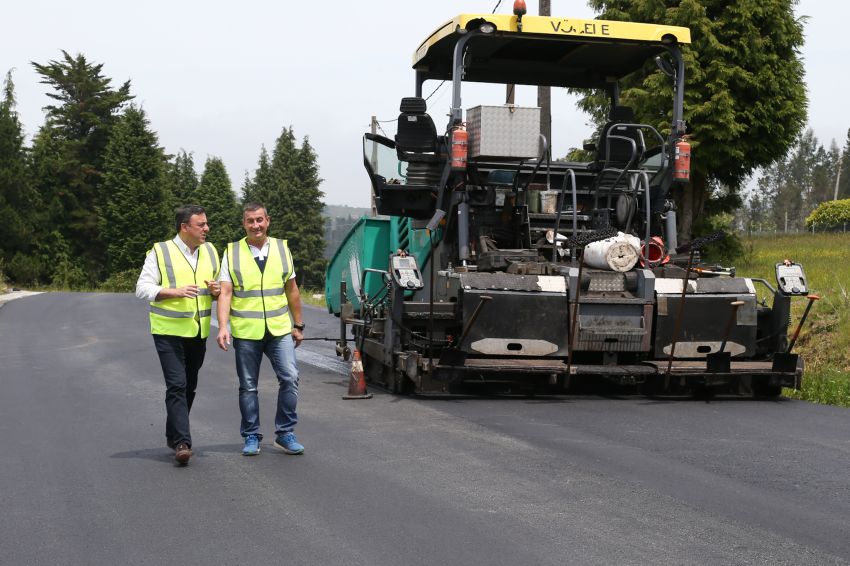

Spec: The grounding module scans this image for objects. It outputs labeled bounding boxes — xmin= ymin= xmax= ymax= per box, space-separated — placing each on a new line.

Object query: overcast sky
xmin=3 ymin=1 xmax=845 ymax=207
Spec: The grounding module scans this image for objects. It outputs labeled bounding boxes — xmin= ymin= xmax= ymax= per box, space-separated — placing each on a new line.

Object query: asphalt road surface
xmin=2 ymin=292 xmax=849 ymax=566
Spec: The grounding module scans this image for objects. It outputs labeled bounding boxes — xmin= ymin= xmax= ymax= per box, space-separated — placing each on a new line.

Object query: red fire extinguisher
xmin=451 ymin=124 xmax=468 ymax=171
xmin=673 ymin=136 xmax=691 ymax=182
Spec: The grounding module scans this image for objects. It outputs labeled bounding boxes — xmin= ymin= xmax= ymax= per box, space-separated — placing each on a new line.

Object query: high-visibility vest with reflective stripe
xmin=226 ymin=237 xmax=293 ymax=339
xmin=149 ymin=240 xmax=220 ymax=338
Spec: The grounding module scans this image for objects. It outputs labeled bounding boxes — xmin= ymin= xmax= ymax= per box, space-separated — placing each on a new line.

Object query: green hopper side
xmin=325 ymin=216 xmax=433 ymax=314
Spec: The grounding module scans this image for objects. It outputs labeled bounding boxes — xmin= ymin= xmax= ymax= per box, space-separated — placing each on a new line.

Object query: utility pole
xmin=538 ymin=0 xmax=552 ymax=153
xmin=370 ymin=115 xmax=378 ymax=217
xmin=834 ymin=152 xmax=844 ymax=201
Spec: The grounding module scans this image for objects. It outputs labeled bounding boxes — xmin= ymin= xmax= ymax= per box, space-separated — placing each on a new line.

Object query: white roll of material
xmin=582 ymin=232 xmax=641 ymax=272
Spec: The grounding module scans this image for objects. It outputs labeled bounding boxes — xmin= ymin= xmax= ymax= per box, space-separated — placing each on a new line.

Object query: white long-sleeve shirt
xmin=135 ymin=236 xmax=204 ymax=302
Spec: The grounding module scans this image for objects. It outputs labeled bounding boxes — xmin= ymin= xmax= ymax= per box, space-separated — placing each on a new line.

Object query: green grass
xmin=300 ymin=288 xmax=327 ymax=308
xmin=739 ymin=233 xmax=850 ymax=406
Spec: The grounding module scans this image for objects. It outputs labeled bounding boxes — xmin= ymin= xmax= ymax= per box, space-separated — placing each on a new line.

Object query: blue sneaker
xmin=242 ymin=434 xmax=261 ymax=456
xmin=274 ymin=432 xmax=304 ymax=455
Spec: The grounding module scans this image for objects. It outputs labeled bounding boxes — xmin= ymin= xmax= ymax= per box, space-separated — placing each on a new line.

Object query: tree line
xmin=0 ymin=51 xmax=326 ymax=290
xmin=743 ymin=128 xmax=850 ymax=233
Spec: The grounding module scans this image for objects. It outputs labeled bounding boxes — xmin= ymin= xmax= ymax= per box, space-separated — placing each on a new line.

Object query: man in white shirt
xmin=136 ymin=204 xmax=220 ymax=465
xmin=216 ymin=203 xmax=305 ymax=457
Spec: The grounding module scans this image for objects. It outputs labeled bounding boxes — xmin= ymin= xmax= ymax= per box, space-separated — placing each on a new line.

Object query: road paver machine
xmin=325 ymin=9 xmax=810 ymax=396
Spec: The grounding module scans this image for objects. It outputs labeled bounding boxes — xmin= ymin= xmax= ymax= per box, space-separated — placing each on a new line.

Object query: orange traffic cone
xmin=343 ymin=349 xmax=373 ymax=400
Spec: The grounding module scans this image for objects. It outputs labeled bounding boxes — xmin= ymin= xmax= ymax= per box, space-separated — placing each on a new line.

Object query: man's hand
xmin=205 ymin=280 xmax=221 ymax=298
xmin=292 ymin=327 xmax=303 ymax=348
xmin=217 ymin=327 xmax=232 ymax=351
xmin=174 ymin=285 xmax=199 ymax=298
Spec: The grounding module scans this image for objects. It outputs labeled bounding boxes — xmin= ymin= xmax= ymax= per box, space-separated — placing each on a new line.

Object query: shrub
xmin=7 ymin=251 xmax=48 ymax=285
xmin=50 ymin=257 xmax=91 ymax=290
xmin=100 ymin=268 xmax=139 ymax=292
xmin=806 ymin=198 xmax=850 ymax=228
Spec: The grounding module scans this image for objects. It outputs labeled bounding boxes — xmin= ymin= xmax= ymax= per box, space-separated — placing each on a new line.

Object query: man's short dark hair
xmin=242 ymin=202 xmax=268 ymax=216
xmin=175 ymin=204 xmax=206 ymax=232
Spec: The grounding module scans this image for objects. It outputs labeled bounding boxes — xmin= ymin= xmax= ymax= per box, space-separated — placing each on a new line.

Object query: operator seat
xmin=395 ymin=97 xmax=442 ymax=163
xmin=595 ymin=105 xmax=644 ymax=169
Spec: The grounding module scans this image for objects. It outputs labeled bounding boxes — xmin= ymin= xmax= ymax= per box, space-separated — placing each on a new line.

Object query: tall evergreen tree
xmin=580 ymin=0 xmax=807 ymax=239
xmin=244 ymin=128 xmax=327 ymax=287
xmin=287 ymin=137 xmax=326 ymax=287
xmin=265 ymin=127 xmax=299 ymax=224
xmin=166 ymin=149 xmax=198 ymax=209
xmin=241 ymin=145 xmax=273 ymax=204
xmin=195 ymin=156 xmax=240 ymax=251
xmin=99 ymin=106 xmax=171 ymax=275
xmin=31 ymin=51 xmax=133 ymax=281
xmin=0 ymin=70 xmax=39 ymax=278
xmin=239 ymin=172 xmax=254 ymax=205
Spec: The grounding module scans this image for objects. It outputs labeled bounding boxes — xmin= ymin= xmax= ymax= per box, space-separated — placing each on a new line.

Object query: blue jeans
xmin=233 ymin=333 xmax=299 ymax=439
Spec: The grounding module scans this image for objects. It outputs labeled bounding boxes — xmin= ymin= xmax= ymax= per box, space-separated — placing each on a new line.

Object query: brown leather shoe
xmin=174 ymin=443 xmax=192 ymax=464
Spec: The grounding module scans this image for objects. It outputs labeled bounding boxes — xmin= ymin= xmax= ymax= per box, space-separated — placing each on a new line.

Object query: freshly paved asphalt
xmin=1 ymin=292 xmax=849 ymax=566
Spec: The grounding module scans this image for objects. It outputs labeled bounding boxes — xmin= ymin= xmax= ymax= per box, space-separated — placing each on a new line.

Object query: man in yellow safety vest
xmin=216 ymin=202 xmax=305 ymax=456
xmin=135 ymin=204 xmax=220 ymax=465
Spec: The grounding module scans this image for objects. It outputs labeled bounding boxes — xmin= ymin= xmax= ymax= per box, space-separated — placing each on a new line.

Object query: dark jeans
xmin=153 ymin=334 xmax=206 ymax=447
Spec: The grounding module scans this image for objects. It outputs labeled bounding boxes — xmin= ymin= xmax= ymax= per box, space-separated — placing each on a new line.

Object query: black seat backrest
xmin=395 ymin=97 xmax=438 ymax=154
xmin=596 ymin=105 xmax=643 ymax=167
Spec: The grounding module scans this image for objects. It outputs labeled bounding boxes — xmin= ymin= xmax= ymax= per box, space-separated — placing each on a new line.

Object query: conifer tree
xmin=31 ymin=51 xmax=133 ymax=281
xmin=195 ymin=156 xmax=240 ymax=251
xmin=0 ymin=70 xmax=39 ymax=280
xmin=99 ymin=106 xmax=171 ymax=275
xmin=242 ymin=145 xmax=273 ymax=204
xmin=239 ymin=172 xmax=254 ymax=205
xmin=265 ymin=127 xmax=299 ymax=225
xmin=243 ymin=127 xmax=327 ymax=287
xmin=166 ymin=150 xmax=198 ymax=209
xmin=287 ymin=137 xmax=326 ymax=287
xmin=580 ymin=0 xmax=807 ymax=239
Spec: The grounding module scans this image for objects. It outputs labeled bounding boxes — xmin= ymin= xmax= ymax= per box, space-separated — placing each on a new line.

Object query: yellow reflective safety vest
xmin=226 ymin=237 xmax=294 ymax=340
xmin=149 ymin=240 xmax=220 ymax=338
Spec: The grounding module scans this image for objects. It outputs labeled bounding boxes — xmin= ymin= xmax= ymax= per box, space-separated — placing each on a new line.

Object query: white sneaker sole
xmin=273 ymin=440 xmax=304 ymax=455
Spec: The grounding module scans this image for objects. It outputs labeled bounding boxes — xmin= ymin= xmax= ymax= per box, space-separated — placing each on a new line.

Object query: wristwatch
xmin=293 ymin=322 xmax=306 ymax=331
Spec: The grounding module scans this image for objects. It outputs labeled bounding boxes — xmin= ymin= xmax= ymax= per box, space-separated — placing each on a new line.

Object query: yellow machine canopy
xmin=413 ymin=14 xmax=691 ymax=88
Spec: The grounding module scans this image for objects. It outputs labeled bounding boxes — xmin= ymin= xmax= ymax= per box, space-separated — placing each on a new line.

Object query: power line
xmin=492 ymin=0 xmax=503 ymax=14
xmin=424 ymin=80 xmax=446 ymax=103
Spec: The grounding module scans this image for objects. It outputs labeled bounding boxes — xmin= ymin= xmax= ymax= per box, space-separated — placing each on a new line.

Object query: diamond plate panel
xmin=467 ymin=105 xmax=541 ymax=159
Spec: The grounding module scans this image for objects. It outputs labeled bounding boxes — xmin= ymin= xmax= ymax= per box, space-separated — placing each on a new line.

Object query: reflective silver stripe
xmin=150 ymin=305 xmax=195 ymax=319
xmin=204 ymin=242 xmax=217 ymax=274
xmin=231 ymin=309 xmax=266 ymax=319
xmin=231 ymin=306 xmax=289 ymax=319
xmin=233 ymin=287 xmax=285 ymax=298
xmin=233 ymin=290 xmax=262 ymax=298
xmin=265 ymin=306 xmax=290 ymax=318
xmin=275 ymin=239 xmax=290 ymax=278
xmin=198 ymin=289 xmax=210 ymax=296
xmin=231 ymin=243 xmax=244 ymax=289
xmin=157 ymin=242 xmax=177 ymax=288
xmin=199 ymin=309 xmax=212 ymax=318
